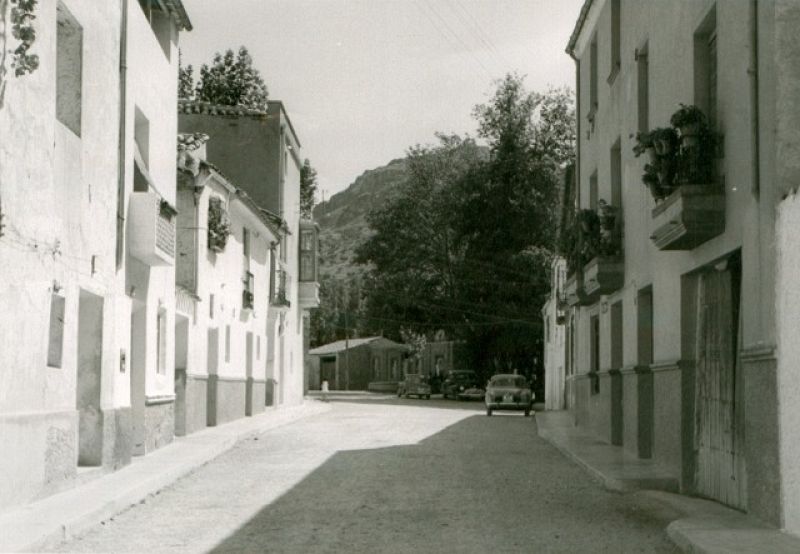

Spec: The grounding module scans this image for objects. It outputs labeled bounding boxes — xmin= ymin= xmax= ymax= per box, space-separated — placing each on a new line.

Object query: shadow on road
xmin=209 ymin=411 xmax=678 ymax=554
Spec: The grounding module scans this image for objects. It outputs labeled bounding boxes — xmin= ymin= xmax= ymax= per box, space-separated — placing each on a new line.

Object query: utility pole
xmin=344 ymin=306 xmax=349 ymax=390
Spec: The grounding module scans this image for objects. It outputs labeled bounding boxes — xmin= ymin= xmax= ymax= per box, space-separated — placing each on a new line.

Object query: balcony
xmin=582 ymin=256 xmax=624 ymax=303
xmin=298 ymin=281 xmax=320 ymax=310
xmin=129 ymin=192 xmax=176 ymax=266
xmin=565 ymin=273 xmax=589 ymax=307
xmin=242 ymin=271 xmax=254 ymax=311
xmin=650 ymin=185 xmax=724 ymax=251
xmin=270 ymin=267 xmax=291 ymax=312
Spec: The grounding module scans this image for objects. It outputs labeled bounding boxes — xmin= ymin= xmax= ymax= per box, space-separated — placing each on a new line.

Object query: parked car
xmin=485 ymin=374 xmax=533 ymax=416
xmin=457 ymin=386 xmax=485 ymax=401
xmin=397 ymin=373 xmax=431 ymax=399
xmin=442 ymin=370 xmax=479 ymax=399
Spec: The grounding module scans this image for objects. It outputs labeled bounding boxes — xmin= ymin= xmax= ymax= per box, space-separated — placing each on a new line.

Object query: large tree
xmin=354 ymin=134 xmax=484 ymax=340
xmin=453 ymin=74 xmax=574 ymax=382
xmin=179 ymin=46 xmax=268 ymax=111
xmin=355 ymin=74 xmax=575 ymax=385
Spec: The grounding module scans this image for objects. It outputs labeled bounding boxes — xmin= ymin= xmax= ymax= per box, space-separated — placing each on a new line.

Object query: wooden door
xmin=694 ymin=261 xmax=746 ymax=509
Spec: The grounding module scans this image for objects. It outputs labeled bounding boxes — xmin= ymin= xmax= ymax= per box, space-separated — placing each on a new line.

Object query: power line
xmin=412 ymin=0 xmax=493 ymax=80
xmin=442 ymin=0 xmax=507 ymax=70
xmin=450 ymin=0 xmax=513 ymax=69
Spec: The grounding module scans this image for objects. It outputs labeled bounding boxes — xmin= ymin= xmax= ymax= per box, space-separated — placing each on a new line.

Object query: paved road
xmin=51 ymin=397 xmax=680 ymax=553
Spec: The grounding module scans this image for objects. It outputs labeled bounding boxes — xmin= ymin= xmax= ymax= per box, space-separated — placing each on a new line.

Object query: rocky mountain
xmin=313 ymin=157 xmax=409 ymax=281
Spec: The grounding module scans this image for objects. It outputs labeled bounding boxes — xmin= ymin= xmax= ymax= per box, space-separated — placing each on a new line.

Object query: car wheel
xmin=524 ymin=408 xmax=531 ymax=417
xmin=426 ymin=394 xmax=430 ymax=400
xmin=486 ymin=407 xmax=493 ymax=416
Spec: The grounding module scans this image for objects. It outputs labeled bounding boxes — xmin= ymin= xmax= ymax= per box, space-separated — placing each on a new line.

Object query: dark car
xmin=442 ymin=370 xmax=478 ymax=400
xmin=397 ymin=373 xmax=431 ymax=399
xmin=485 ymin=374 xmax=533 ymax=416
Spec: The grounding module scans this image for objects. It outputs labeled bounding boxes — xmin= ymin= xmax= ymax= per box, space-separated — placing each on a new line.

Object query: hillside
xmin=313 ymin=157 xmax=409 ymax=280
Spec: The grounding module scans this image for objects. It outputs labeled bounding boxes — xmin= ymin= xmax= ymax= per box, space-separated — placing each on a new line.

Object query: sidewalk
xmin=0 ymin=400 xmax=331 ymax=553
xmin=536 ymin=410 xmax=800 ymax=554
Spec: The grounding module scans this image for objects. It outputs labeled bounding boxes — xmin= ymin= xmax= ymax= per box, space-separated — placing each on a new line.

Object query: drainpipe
xmin=116 ymin=0 xmax=129 ymax=270
xmin=749 ymin=0 xmax=760 ymax=197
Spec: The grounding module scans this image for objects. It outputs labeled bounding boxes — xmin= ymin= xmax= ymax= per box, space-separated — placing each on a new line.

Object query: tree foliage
xmin=180 ymin=46 xmax=268 ymax=111
xmin=354 ymin=134 xmax=483 ymax=340
xmin=354 ymin=74 xmax=575 ymax=386
xmin=300 ymin=158 xmax=318 ymax=219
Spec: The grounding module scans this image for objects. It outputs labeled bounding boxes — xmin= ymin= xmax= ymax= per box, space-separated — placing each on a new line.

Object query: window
xmin=610 ymin=138 xmax=622 ymax=207
xmin=225 ymin=325 xmax=231 ymax=363
xmin=242 ymin=228 xmax=250 ymax=258
xmin=137 ymin=0 xmax=172 ymax=60
xmin=243 ymin=271 xmax=254 ymax=310
xmin=637 ymin=287 xmax=654 ymax=366
xmin=372 ymin=357 xmax=379 ymax=380
xmin=589 ymin=35 xmax=598 ymax=119
xmin=611 ymin=301 xmax=623 ymax=369
xmin=299 ymin=227 xmax=317 ymax=282
xmin=608 ymin=0 xmax=621 ymax=83
xmin=590 ymin=315 xmax=600 ymax=394
xmin=56 ymin=2 xmax=82 ymax=136
xmin=694 ymin=6 xmax=718 ymax=130
xmin=636 ymin=42 xmax=649 ymax=134
xmin=589 ymin=170 xmax=598 ymax=210
xmin=156 ymin=308 xmax=167 ymax=374
xmin=47 ymin=293 xmax=66 ymax=368
xmin=133 ymin=107 xmax=150 ymax=192
xmin=209 ymin=294 xmax=214 ymax=319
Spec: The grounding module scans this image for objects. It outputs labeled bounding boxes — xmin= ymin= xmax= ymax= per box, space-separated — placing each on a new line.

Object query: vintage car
xmin=441 ymin=370 xmax=479 ymax=399
xmin=397 ymin=373 xmax=431 ymax=399
xmin=457 ymin=386 xmax=485 ymax=401
xmin=485 ymin=374 xmax=533 ymax=416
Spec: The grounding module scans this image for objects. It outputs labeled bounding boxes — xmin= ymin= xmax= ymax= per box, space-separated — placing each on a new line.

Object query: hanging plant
xmin=9 ymin=0 xmax=39 ymax=77
xmin=207 ymin=196 xmax=231 ymax=252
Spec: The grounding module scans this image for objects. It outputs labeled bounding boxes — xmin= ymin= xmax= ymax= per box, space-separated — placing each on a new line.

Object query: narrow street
xmin=50 ymin=398 xmax=679 ymax=553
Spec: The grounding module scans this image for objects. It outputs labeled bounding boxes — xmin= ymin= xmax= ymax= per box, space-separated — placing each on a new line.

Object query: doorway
xmin=173 ymin=314 xmax=189 ymax=436
xmin=77 ymin=290 xmax=104 ymax=466
xmin=693 ymin=255 xmax=746 ymax=509
xmin=245 ymin=332 xmax=254 ymax=416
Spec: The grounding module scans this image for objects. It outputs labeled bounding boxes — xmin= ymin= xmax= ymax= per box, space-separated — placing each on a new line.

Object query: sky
xmin=180 ymin=0 xmax=584 ymax=199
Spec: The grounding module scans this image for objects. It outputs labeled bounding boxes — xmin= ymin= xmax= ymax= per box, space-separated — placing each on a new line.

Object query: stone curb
xmin=0 ymin=401 xmax=331 ymax=553
xmin=536 ymin=411 xmax=800 ymax=554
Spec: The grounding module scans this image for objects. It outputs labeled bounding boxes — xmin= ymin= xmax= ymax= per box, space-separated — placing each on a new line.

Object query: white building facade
xmin=174 ymin=134 xmax=280 ymax=434
xmin=0 ymin=0 xmax=191 ymax=511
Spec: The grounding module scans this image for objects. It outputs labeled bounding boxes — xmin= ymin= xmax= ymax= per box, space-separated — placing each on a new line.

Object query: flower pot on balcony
xmin=582 ymin=257 xmax=624 ymax=303
xmin=650 ymin=185 xmax=725 ymax=250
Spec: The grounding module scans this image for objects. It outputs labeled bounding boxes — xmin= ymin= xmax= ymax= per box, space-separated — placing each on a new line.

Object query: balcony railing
xmin=129 ymin=192 xmax=176 ymax=266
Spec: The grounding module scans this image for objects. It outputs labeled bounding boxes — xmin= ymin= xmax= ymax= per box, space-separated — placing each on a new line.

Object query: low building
xmin=174 ymin=134 xmax=281 ymax=434
xmin=308 ymin=337 xmax=408 ymax=391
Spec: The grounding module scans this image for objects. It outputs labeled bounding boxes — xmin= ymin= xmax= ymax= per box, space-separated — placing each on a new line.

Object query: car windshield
xmin=490 ymin=376 xmax=526 ymax=388
xmin=451 ymin=373 xmax=475 ymax=382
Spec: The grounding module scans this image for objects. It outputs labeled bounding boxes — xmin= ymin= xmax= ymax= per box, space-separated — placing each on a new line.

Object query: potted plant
xmin=598 ymin=200 xmax=618 ymax=232
xmin=633 ymin=131 xmax=656 ymax=164
xmin=207 ymin=197 xmax=231 ymax=252
xmin=670 ymin=104 xmax=706 ymax=147
xmin=650 ymin=127 xmax=678 ymax=157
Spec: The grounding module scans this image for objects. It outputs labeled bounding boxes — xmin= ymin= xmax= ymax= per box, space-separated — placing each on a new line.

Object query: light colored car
xmin=397 ymin=373 xmax=431 ymax=399
xmin=485 ymin=374 xmax=533 ymax=416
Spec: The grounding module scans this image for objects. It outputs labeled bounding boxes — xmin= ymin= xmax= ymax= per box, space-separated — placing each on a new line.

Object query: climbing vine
xmin=9 ymin=0 xmax=38 ymax=76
